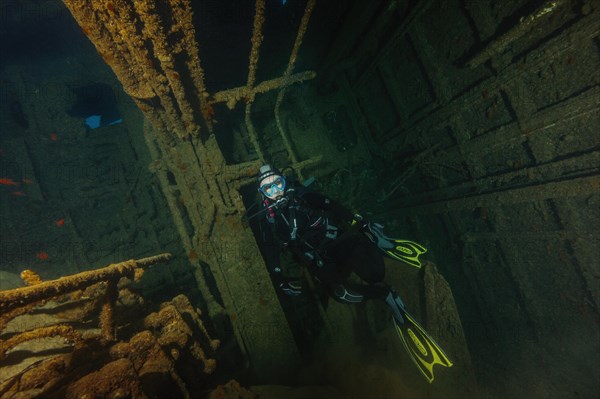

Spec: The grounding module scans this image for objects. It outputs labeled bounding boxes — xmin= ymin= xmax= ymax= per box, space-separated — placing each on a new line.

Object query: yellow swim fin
xmin=362 ymin=222 xmax=428 ymax=268
xmin=386 ymin=291 xmax=453 ymax=383
xmin=384 ymin=239 xmax=427 ymax=268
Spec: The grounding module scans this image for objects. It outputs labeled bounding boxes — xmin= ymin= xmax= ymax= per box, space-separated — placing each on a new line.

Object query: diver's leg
xmin=349 ymin=235 xmax=386 ymax=284
xmin=331 ymin=283 xmax=365 ymax=303
xmin=351 ymin=283 xmax=389 ymax=300
xmin=330 ymin=235 xmax=388 ymax=300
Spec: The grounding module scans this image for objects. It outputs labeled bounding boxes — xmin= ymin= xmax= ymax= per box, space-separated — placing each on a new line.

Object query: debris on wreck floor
xmin=0 ymin=254 xmax=223 ymax=399
xmin=1 ymin=295 xmax=220 ymax=399
xmin=205 ymin=379 xmax=349 ymax=399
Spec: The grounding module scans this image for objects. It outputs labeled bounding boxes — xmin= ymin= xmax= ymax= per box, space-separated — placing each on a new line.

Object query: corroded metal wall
xmin=322 ymin=0 xmax=599 ymax=397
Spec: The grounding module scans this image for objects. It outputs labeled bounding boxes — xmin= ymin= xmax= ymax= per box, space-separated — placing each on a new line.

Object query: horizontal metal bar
xmin=388 ymin=174 xmax=600 ymax=216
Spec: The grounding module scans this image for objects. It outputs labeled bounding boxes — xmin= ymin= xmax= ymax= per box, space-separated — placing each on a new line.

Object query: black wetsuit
xmin=258 ymin=184 xmax=386 ymax=299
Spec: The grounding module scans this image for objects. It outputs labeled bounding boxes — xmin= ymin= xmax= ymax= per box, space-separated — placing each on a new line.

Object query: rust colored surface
xmin=0 ymin=294 xmax=218 ymax=398
xmin=0 ymin=253 xmax=172 ymax=313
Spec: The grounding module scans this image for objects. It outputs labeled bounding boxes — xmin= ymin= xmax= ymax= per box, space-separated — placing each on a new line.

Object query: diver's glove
xmin=279 ymin=280 xmax=302 ymax=296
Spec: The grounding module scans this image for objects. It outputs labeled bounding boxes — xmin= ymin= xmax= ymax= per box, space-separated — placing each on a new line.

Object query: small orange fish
xmin=188 ymin=250 xmax=198 ymax=260
xmin=22 ymin=178 xmax=34 ymax=184
xmin=0 ymin=178 xmax=19 ymax=186
xmin=12 ymin=191 xmax=26 ymax=196
xmin=50 ymin=132 xmax=58 ymax=141
xmin=36 ymin=251 xmax=49 ymax=260
xmin=55 ymin=218 xmax=65 ymax=227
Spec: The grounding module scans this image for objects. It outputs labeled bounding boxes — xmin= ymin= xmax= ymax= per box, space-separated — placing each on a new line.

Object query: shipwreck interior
xmin=0 ymin=0 xmax=598 ymax=398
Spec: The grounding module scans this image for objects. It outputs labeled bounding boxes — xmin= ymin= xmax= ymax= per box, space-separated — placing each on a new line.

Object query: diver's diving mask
xmin=259 ymin=176 xmax=286 ymax=198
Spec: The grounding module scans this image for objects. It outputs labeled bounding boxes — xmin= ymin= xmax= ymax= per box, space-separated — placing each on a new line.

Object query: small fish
xmin=0 ymin=178 xmax=19 ymax=186
xmin=55 ymin=218 xmax=65 ymax=227
xmin=22 ymin=178 xmax=34 ymax=184
xmin=188 ymin=250 xmax=198 ymax=260
xmin=50 ymin=132 xmax=58 ymax=141
xmin=12 ymin=191 xmax=26 ymax=196
xmin=36 ymin=251 xmax=49 ymax=260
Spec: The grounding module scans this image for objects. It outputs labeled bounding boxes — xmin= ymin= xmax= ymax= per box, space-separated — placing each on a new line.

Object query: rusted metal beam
xmin=62 ymin=0 xmax=210 ymax=139
xmin=0 ymin=254 xmax=172 ymax=313
xmin=246 ymin=0 xmax=266 ymax=92
xmin=274 ymin=0 xmax=317 ymax=178
xmin=243 ymin=0 xmax=268 ymax=161
xmin=388 ymin=174 xmax=600 ymax=216
xmin=465 ymin=0 xmax=569 ymax=68
xmin=211 ymin=71 xmax=316 ymax=109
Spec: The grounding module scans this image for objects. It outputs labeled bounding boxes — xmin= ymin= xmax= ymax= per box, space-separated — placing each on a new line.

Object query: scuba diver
xmin=249 ymin=164 xmax=453 ymax=383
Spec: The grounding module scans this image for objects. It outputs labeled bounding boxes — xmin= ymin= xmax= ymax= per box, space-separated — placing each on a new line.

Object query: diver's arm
xmin=258 ymin=216 xmax=284 ymax=286
xmin=258 ymin=215 xmax=301 ymax=295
